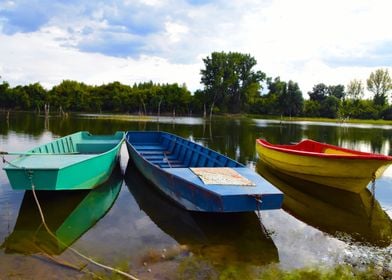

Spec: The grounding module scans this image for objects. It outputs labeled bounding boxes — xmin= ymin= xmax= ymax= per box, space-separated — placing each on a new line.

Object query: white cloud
xmin=164 ymin=21 xmax=189 ymax=43
xmin=0 ymin=0 xmax=391 ymax=94
xmin=0 ymin=31 xmax=202 ymax=90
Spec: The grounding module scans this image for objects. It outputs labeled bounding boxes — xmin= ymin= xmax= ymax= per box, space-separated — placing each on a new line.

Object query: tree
xmin=320 ymin=96 xmax=340 ymax=118
xmin=308 ymin=83 xmax=328 ymax=102
xmin=200 ymin=51 xmax=265 ymax=117
xmin=346 ymin=79 xmax=364 ymax=100
xmin=328 ymin=84 xmax=345 ymax=100
xmin=24 ymin=83 xmax=47 ymax=112
xmin=200 ymin=52 xmax=226 ymax=118
xmin=286 ymin=81 xmax=304 ymax=117
xmin=163 ymin=83 xmax=191 ymax=116
xmin=367 ymin=68 xmax=392 ymax=106
xmin=9 ymin=85 xmax=30 ymax=109
xmin=265 ymin=77 xmax=303 ymax=116
xmin=193 ymin=89 xmax=208 ymax=117
xmin=0 ymin=81 xmax=10 ymax=109
xmin=49 ymin=80 xmax=91 ymax=112
xmin=304 ymin=100 xmax=321 ymax=117
xmin=266 ymin=77 xmax=287 ymax=115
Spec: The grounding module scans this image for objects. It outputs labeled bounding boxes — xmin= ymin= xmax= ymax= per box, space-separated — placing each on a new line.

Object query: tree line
xmin=0 ymin=81 xmax=193 ymax=116
xmin=1 ymin=51 xmax=391 ymax=119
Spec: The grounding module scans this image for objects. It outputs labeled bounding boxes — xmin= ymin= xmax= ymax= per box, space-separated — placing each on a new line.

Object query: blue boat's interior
xmin=127 ymin=131 xmax=243 ymax=169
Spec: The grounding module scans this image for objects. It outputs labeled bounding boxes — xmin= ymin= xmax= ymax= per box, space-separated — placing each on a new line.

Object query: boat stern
xmin=220 ymin=192 xmax=284 ymax=212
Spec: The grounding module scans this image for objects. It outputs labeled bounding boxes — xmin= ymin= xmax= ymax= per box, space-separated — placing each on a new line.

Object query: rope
xmin=27 ymin=173 xmax=139 ymax=280
xmin=253 ymin=195 xmax=269 ymax=236
xmin=253 ymin=195 xmax=263 ymax=221
xmin=1 ymin=151 xmax=80 ymax=156
xmin=3 ymin=154 xmax=139 ymax=280
xmin=2 ymin=155 xmax=22 ymax=168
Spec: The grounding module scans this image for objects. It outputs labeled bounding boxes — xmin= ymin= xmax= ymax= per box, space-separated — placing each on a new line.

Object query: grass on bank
xmin=247 ymin=114 xmax=392 ymax=125
xmin=176 ymin=261 xmax=390 ymax=280
xmin=5 ymin=110 xmax=392 ymax=125
xmin=90 ymin=262 xmax=390 ymax=280
xmin=81 ymin=112 xmax=392 ymax=126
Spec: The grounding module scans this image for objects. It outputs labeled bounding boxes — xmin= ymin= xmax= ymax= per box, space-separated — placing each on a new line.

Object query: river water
xmin=0 ymin=112 xmax=391 ymax=279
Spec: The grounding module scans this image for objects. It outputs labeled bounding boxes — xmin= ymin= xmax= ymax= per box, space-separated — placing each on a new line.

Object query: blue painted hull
xmin=125 ymin=131 xmax=283 ymax=212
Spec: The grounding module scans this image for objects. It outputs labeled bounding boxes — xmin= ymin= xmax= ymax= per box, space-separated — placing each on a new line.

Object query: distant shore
xmin=4 ymin=110 xmax=392 ymax=126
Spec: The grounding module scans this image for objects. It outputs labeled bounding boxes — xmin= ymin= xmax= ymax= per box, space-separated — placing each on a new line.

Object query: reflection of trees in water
xmin=194 ymin=118 xmax=260 ymax=164
xmin=2 ymin=113 xmax=392 ymax=161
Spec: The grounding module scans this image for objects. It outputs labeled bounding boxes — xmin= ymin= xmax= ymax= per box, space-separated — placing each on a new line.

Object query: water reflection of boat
xmin=256 ymin=162 xmax=392 ymax=247
xmin=1 ymin=164 xmax=123 ymax=255
xmin=125 ymin=163 xmax=279 ymax=265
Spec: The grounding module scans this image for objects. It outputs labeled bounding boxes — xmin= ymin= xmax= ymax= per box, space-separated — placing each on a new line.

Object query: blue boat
xmin=125 ymin=131 xmax=283 ymax=212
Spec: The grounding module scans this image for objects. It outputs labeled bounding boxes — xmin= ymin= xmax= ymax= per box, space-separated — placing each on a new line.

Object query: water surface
xmin=0 ymin=112 xmax=391 ymax=278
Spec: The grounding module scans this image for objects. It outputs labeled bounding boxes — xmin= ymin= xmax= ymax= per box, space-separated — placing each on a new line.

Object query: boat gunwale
xmin=125 ymin=132 xmax=223 ymax=198
xmin=256 ymin=138 xmax=392 ymax=161
xmin=125 ymin=131 xmax=264 ymax=197
xmin=3 ymin=131 xmax=125 ymax=170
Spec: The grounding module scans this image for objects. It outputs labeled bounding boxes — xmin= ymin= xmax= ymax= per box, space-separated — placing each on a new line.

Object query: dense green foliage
xmin=1 ymin=52 xmax=391 ymax=120
xmin=200 ymin=52 xmax=266 ymax=117
xmin=0 ymin=80 xmax=192 ymax=116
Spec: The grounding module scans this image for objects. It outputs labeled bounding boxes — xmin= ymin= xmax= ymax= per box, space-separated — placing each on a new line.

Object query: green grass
xmin=175 ymin=256 xmax=390 ymax=280
xmin=77 ymin=113 xmax=154 ymax=122
xmin=247 ymin=114 xmax=392 ymax=125
xmin=255 ymin=264 xmax=388 ymax=280
xmin=75 ymin=111 xmax=392 ymax=125
xmin=78 ymin=256 xmax=391 ymax=280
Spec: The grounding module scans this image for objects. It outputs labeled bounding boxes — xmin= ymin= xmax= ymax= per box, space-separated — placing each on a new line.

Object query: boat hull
xmin=256 ymin=139 xmax=392 ymax=193
xmin=126 ymin=131 xmax=283 ymax=212
xmin=3 ymin=131 xmax=124 ymax=190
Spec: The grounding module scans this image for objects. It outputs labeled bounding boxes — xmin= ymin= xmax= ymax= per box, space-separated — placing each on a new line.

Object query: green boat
xmin=3 ymin=131 xmax=124 ymax=190
xmin=1 ymin=164 xmax=122 ymax=255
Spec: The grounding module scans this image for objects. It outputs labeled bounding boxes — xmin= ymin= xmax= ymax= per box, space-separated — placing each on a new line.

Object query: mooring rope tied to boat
xmin=28 ymin=173 xmax=140 ymax=280
xmin=0 ymin=151 xmax=80 ymax=156
xmin=253 ymin=195 xmax=263 ymax=223
xmin=252 ymin=195 xmax=271 ymax=237
xmin=2 ymin=154 xmax=139 ymax=280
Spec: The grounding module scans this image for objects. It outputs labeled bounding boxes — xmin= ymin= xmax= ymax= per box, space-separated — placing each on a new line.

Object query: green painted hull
xmin=3 ymin=131 xmax=124 ymax=190
xmin=2 ymin=164 xmax=123 ymax=254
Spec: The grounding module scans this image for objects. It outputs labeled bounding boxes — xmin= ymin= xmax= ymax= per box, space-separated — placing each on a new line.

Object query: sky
xmin=0 ymin=0 xmax=391 ymax=96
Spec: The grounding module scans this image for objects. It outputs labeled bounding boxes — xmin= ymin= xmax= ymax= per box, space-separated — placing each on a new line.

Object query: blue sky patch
xmin=186 ymin=0 xmax=213 ymax=5
xmin=325 ymin=41 xmax=392 ymax=68
xmin=77 ymin=31 xmax=147 ymax=57
xmin=0 ymin=3 xmax=50 ymax=34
